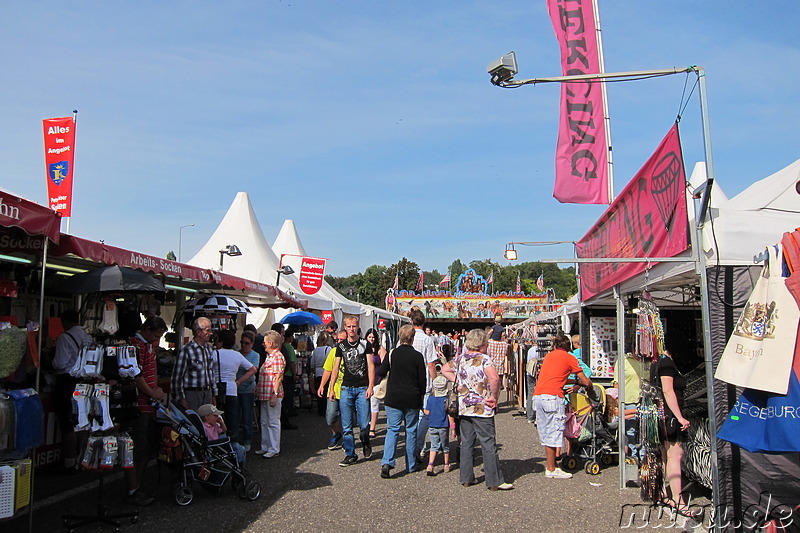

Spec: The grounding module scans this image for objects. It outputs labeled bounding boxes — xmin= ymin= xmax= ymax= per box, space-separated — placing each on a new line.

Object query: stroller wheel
xmin=561 ymin=455 xmax=578 ymax=472
xmin=600 ymin=453 xmax=614 ymax=466
xmin=237 ymin=480 xmax=261 ymax=501
xmin=174 ymin=484 xmax=194 ymax=506
xmin=585 ymin=461 xmax=601 ymax=475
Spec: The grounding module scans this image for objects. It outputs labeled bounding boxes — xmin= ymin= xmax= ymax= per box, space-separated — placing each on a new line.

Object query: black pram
xmin=155 ymin=401 xmax=261 ymax=506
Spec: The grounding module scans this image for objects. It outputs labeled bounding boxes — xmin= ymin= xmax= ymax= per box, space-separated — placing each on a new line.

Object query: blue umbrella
xmin=280 ymin=311 xmax=323 ymax=326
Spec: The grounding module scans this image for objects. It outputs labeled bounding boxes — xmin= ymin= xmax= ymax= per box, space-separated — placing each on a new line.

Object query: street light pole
xmin=178 ymin=223 xmax=194 ymax=262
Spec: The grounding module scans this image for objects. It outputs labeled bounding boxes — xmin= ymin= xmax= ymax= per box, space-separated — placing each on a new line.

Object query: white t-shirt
xmin=214 ymin=348 xmax=254 ymax=397
xmin=310 ymin=346 xmax=332 ymax=377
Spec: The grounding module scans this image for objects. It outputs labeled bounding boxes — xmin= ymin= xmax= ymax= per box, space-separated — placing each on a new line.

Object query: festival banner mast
xmin=42 ymin=110 xmax=78 ymax=232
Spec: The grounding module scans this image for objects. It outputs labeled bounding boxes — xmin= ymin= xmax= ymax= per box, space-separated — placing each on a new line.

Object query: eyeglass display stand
xmin=62 ymin=471 xmax=138 ymax=533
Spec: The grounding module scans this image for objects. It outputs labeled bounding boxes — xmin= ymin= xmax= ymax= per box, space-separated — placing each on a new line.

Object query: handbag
xmin=373 ymin=350 xmax=392 ymax=400
xmin=444 ymin=357 xmax=459 ymax=416
xmin=715 ymin=244 xmax=799 ymax=394
xmin=563 ymin=405 xmax=582 ymax=439
xmin=215 ymin=350 xmax=227 ymax=408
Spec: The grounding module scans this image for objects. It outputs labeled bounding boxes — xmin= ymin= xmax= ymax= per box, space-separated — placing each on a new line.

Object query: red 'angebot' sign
xmin=42 ymin=117 xmax=77 ymax=216
xmin=299 ymin=256 xmax=326 ymax=295
xmin=576 ymin=124 xmax=689 ymax=300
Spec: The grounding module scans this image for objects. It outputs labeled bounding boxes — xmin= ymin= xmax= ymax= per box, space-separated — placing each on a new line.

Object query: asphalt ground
xmin=5 ymin=402 xmax=712 ymax=533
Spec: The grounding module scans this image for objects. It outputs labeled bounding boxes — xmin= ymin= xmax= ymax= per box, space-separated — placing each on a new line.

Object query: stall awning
xmin=51 ymin=234 xmax=306 ymax=309
xmin=0 ymin=190 xmax=61 ymax=243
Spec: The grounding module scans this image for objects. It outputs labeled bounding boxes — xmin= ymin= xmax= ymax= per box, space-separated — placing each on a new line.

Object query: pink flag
xmin=547 ymin=0 xmax=609 ymax=204
xmin=440 ymin=274 xmax=451 ymax=286
xmin=392 ymin=274 xmax=399 ymax=291
xmin=416 ymin=272 xmax=424 ymax=292
xmin=537 ymin=274 xmax=544 ymax=292
xmin=576 ymin=123 xmax=688 ymax=300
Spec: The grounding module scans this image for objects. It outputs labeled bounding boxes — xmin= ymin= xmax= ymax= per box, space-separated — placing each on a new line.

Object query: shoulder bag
xmin=215 ymin=350 xmax=227 ymax=408
xmin=372 ymin=349 xmax=392 ymax=400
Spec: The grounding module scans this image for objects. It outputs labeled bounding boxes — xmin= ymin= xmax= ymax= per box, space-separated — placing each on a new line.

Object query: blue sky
xmin=2 ymin=2 xmax=798 ymax=276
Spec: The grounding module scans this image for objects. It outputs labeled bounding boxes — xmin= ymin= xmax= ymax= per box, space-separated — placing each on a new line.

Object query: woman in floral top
xmin=255 ymin=330 xmax=285 ymax=458
xmin=442 ymin=328 xmax=513 ymax=491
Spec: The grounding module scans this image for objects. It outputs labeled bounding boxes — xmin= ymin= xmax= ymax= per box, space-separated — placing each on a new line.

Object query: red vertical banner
xmin=547 ymin=0 xmax=609 ymax=204
xmin=299 ymin=256 xmax=326 ymax=295
xmin=42 ymin=117 xmax=77 ymax=216
xmin=321 ymin=310 xmax=334 ymax=323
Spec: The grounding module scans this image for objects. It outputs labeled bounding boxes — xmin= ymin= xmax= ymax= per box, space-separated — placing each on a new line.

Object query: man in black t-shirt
xmin=329 ymin=315 xmax=375 ymax=466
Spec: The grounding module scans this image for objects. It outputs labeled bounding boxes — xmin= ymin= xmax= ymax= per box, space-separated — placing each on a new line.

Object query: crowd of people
xmin=54 ymin=308 xmax=689 ymax=507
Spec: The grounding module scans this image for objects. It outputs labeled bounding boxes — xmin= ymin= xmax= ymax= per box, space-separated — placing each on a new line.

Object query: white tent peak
xmin=722 ymin=158 xmax=800 ymax=213
xmin=273 ymin=219 xmax=308 ymax=259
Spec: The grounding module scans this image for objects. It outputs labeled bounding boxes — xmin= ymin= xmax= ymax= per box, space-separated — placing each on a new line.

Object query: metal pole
xmin=591 ymin=0 xmax=614 ymax=203
xmin=614 ymin=285 xmax=628 ymax=490
xmin=693 ymin=67 xmax=721 ymax=530
xmin=500 ymin=66 xmax=694 ymax=87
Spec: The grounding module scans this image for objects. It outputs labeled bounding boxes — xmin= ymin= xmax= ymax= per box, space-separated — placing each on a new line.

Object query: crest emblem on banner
xmin=49 ymin=161 xmax=69 ymax=185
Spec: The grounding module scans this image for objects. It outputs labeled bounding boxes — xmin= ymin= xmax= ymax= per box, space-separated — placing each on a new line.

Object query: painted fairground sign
xmin=387 ymin=268 xmax=558 ymax=319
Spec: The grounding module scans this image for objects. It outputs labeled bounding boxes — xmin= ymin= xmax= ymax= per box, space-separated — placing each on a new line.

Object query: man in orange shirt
xmin=533 ymin=334 xmax=592 ymax=479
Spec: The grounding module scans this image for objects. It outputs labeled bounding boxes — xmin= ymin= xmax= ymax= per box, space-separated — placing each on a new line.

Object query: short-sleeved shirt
xmin=533 ymin=348 xmax=583 ymax=398
xmin=337 ymin=339 xmax=369 ymax=388
xmin=203 ymin=421 xmax=223 ymax=441
xmin=214 ymin=348 xmax=255 ymax=397
xmin=487 ymin=339 xmax=509 ymax=373
xmin=614 ymin=355 xmax=647 ymax=404
xmin=452 ymin=351 xmax=496 ymax=418
xmin=53 ymin=325 xmax=91 ymax=374
xmin=322 ymin=347 xmax=344 ymax=399
xmin=255 ymin=349 xmax=285 ymax=401
xmin=651 ymin=355 xmax=686 ymax=413
xmin=131 ymin=333 xmax=157 ymax=414
xmin=425 ymin=395 xmax=448 ymax=428
xmin=237 ymin=350 xmax=260 ymax=395
xmin=412 ymin=328 xmax=437 ymax=391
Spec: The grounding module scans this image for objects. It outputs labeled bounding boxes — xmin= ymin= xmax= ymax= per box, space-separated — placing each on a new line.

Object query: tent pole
xmin=614 ymin=285 xmax=628 ymax=490
xmin=29 ymin=237 xmax=49 ymax=533
xmin=694 ymin=66 xmax=721 ymax=529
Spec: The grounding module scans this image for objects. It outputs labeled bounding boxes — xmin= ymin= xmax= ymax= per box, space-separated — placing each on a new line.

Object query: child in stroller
xmin=561 ymin=384 xmax=619 ymax=475
xmin=155 ymin=401 xmax=261 ymax=506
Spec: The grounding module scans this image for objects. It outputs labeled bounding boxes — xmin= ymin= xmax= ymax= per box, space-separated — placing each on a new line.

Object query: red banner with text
xmin=576 ymin=123 xmax=688 ymax=299
xmin=42 ymin=117 xmax=76 ymax=216
xmin=299 ymin=256 xmax=326 ymax=295
xmin=547 ymin=0 xmax=609 ymax=204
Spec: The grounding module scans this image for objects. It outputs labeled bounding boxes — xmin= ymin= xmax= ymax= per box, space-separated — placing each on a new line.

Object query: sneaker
xmin=327 ymin=433 xmax=343 ymax=451
xmin=254 ymin=449 xmax=267 ymax=455
xmin=545 ymin=467 xmax=573 ymax=479
xmin=380 ymin=464 xmax=393 ymax=479
xmin=362 ymin=441 xmax=372 ymax=459
xmin=127 ymin=490 xmax=154 ymax=507
xmin=264 ymin=452 xmax=280 ymax=458
xmin=339 ymin=455 xmax=358 ymax=467
xmin=488 ymin=482 xmax=514 ymax=491
xmin=243 ymin=443 xmax=252 ymax=452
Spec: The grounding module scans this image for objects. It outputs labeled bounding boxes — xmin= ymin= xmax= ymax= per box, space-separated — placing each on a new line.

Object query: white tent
xmin=272 ymin=219 xmax=409 ymax=331
xmin=702 ymin=158 xmax=800 ymax=266
xmin=187 ymin=192 xmax=333 ymax=329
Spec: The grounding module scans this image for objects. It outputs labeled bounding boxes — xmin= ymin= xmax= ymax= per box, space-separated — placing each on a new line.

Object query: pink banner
xmin=42 ymin=117 xmax=77 ymax=215
xmin=547 ymin=0 xmax=609 ymax=204
xmin=576 ymin=124 xmax=689 ymax=299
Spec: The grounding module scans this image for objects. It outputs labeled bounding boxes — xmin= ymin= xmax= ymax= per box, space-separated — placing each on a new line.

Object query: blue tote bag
xmin=718 ymin=370 xmax=800 ymax=453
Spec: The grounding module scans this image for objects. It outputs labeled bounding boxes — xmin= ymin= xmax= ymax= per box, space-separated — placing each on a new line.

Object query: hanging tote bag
xmin=715 ymin=244 xmax=800 ymax=394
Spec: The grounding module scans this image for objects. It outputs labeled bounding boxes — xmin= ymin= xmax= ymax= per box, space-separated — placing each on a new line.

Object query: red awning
xmin=51 ymin=234 xmax=306 ymax=309
xmin=0 ymin=190 xmax=61 ymax=243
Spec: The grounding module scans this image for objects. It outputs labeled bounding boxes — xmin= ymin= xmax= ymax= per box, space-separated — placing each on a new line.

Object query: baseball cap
xmin=197 ymin=404 xmax=224 ymax=417
xmin=433 ymin=375 xmax=448 ymax=397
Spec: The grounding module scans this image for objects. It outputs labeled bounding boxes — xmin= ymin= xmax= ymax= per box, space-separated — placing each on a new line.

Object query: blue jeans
xmin=382 ymin=405 xmax=419 ymax=471
xmin=339 ymin=386 xmax=370 ymax=457
xmin=416 ymin=392 xmax=431 ymax=453
xmin=237 ymin=392 xmax=254 ymax=445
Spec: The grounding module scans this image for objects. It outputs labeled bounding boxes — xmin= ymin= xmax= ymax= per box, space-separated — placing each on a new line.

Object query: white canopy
xmin=187 ymin=193 xmax=334 ymax=329
xmin=702 ymin=158 xmax=800 ymax=266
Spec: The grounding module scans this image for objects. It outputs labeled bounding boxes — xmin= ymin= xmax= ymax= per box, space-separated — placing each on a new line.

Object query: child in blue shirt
xmin=424 ymin=376 xmax=451 ymax=475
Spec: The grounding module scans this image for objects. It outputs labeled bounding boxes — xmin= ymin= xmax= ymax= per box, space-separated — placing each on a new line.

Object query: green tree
xmin=386 ymin=257 xmax=420 ymax=292
xmin=448 ymin=259 xmax=467 ymax=281
xmin=358 ymin=264 xmax=388 ymax=307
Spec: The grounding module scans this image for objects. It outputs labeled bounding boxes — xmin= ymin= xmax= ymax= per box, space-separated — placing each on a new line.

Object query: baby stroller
xmin=561 ymin=384 xmax=619 ymax=475
xmin=155 ymin=401 xmax=261 ymax=506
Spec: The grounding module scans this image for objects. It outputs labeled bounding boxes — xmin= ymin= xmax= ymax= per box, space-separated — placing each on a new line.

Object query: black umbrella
xmin=64 ymin=265 xmax=166 ymax=294
xmin=183 ymin=294 xmax=252 ymax=314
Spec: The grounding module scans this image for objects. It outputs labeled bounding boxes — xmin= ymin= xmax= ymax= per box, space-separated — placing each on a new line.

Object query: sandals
xmin=426 ymin=463 xmax=435 ymax=476
xmin=443 ymin=463 xmax=452 ymax=473
xmin=369 ymin=430 xmax=377 ymax=438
